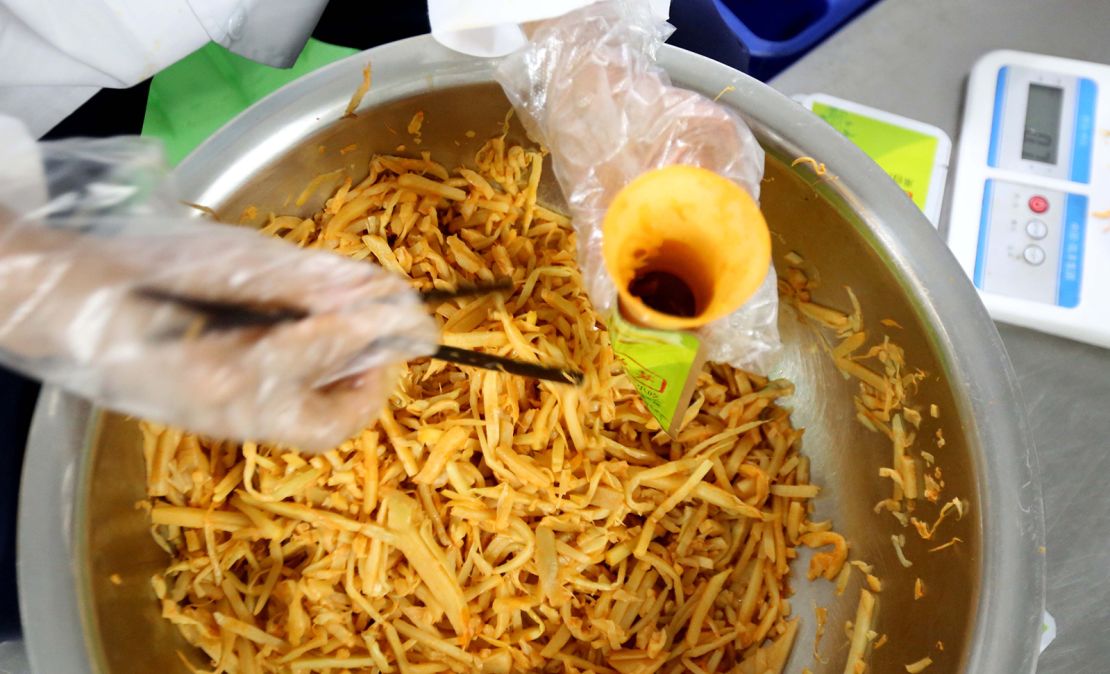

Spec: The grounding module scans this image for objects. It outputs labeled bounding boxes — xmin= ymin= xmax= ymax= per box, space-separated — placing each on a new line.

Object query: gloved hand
xmin=496 ymin=0 xmax=780 ymax=371
xmin=0 ymin=119 xmax=437 ymax=451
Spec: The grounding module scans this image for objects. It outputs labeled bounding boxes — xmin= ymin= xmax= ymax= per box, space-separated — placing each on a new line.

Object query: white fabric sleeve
xmin=0 ymin=116 xmax=46 ymax=215
xmin=0 ymin=0 xmax=325 ymax=136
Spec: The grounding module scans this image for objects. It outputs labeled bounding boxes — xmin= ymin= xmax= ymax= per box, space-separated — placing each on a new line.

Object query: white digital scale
xmin=948 ymin=50 xmax=1110 ymax=348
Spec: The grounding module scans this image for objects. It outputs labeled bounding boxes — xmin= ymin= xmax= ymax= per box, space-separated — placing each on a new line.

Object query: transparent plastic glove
xmin=496 ymin=0 xmax=780 ymax=371
xmin=0 ymin=124 xmax=437 ymax=451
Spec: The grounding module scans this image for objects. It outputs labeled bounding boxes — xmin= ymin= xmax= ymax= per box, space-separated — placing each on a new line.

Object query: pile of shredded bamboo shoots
xmin=143 ymin=132 xmax=849 ymax=674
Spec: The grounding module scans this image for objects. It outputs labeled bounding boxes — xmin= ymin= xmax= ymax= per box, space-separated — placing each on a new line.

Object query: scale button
xmin=1026 ymin=219 xmax=1049 ymax=239
xmin=1023 ymin=245 xmax=1046 ymax=266
xmin=1028 ymin=195 xmax=1050 ymax=214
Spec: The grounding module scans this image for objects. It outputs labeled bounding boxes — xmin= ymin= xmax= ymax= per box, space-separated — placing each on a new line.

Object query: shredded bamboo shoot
xmin=144 ymin=132 xmax=850 ymax=673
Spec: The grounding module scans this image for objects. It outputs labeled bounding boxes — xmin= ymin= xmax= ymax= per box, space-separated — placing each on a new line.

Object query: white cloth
xmin=428 ymin=0 xmax=670 ymax=57
xmin=0 ymin=116 xmax=45 ymax=216
xmin=0 ymin=0 xmax=667 ymax=136
xmin=0 ymin=0 xmax=326 ymax=137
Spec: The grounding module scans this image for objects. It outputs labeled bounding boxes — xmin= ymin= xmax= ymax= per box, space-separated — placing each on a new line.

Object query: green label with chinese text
xmin=608 ymin=312 xmax=700 ymax=433
xmin=812 ymin=102 xmax=938 ymax=212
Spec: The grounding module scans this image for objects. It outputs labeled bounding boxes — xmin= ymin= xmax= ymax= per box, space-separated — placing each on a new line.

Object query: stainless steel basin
xmin=18 ymin=36 xmax=1045 ymax=673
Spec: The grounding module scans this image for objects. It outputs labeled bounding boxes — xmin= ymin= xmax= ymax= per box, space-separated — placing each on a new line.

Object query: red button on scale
xmin=1028 ymin=195 xmax=1049 ymax=214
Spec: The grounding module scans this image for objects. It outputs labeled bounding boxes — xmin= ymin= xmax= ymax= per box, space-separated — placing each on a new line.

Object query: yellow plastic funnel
xmin=602 ymin=165 xmax=772 ymax=330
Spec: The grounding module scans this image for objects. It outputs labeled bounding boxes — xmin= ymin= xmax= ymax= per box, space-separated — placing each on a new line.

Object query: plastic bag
xmin=496 ymin=0 xmax=780 ymax=371
xmin=0 ymin=118 xmax=437 ymax=451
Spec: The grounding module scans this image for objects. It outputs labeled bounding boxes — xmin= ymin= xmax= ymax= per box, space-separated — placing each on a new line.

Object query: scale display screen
xmin=1021 ymin=83 xmax=1063 ymax=163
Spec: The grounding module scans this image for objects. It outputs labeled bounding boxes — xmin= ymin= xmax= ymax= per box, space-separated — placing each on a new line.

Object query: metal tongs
xmin=134 ymin=280 xmax=584 ymax=385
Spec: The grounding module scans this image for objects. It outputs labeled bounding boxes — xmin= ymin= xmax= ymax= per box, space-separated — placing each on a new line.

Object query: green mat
xmin=142 ymin=39 xmax=357 ymax=166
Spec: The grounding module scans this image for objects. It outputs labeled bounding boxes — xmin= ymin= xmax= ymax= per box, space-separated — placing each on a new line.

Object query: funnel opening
xmin=629 ymin=270 xmax=697 ymax=317
xmin=626 ymin=239 xmax=716 ymax=320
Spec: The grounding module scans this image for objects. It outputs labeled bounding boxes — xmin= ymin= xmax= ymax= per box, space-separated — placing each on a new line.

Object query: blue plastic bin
xmin=711 ymin=0 xmax=882 ymax=80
